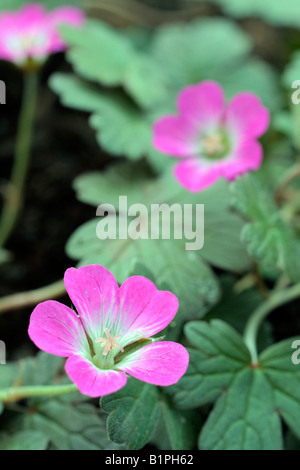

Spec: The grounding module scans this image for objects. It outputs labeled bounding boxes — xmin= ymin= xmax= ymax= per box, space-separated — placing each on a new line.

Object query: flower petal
xmin=48 ymin=6 xmax=85 ymax=27
xmin=174 ymin=158 xmax=221 ymax=192
xmin=174 ymin=139 xmax=263 ymax=192
xmin=65 ymin=355 xmax=127 ymax=397
xmin=118 ymin=341 xmax=189 ymax=386
xmin=64 ymin=265 xmax=120 ymax=340
xmin=14 ymin=3 xmax=46 ymax=29
xmin=28 ymin=300 xmax=89 ymax=357
xmin=177 ymin=80 xmax=225 ymax=129
xmin=225 ymin=92 xmax=270 ymax=142
xmin=0 ymin=4 xmax=84 ymax=63
xmin=0 ymin=5 xmax=46 ymax=62
xmin=117 ymin=276 xmax=179 ymax=341
xmin=48 ymin=6 xmax=85 ymax=52
xmin=222 ymin=140 xmax=263 ymax=180
xmin=153 ymin=115 xmax=198 ymax=157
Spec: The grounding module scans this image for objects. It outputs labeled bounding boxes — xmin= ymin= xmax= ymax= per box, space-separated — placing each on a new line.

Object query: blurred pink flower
xmin=153 ymin=81 xmax=270 ymax=192
xmin=0 ymin=3 xmax=84 ymax=67
xmin=28 ymin=265 xmax=189 ymax=397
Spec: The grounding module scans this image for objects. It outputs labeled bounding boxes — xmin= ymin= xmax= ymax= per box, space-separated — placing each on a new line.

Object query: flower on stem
xmin=0 ymin=3 xmax=84 ymax=69
xmin=28 ymin=265 xmax=189 ymax=397
xmin=153 ymin=80 xmax=270 ymax=192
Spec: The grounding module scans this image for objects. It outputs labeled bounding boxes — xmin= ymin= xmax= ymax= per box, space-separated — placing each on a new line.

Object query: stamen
xmin=202 ymin=133 xmax=224 ymax=156
xmin=95 ymin=328 xmax=124 ymax=356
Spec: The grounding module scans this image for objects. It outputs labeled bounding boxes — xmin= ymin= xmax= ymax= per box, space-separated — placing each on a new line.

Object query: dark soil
xmin=0 ymin=56 xmax=112 ymax=359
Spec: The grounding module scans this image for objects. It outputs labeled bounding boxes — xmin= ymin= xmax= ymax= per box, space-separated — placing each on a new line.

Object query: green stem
xmin=0 ymin=70 xmax=39 ymax=248
xmin=244 ymin=282 xmax=300 ymax=365
xmin=275 ymin=161 xmax=300 ymax=203
xmin=0 ymin=279 xmax=65 ymax=315
xmin=0 ymin=383 xmax=78 ymax=404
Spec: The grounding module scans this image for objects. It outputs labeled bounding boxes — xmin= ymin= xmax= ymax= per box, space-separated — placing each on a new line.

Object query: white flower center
xmin=202 ymin=133 xmax=224 ymax=156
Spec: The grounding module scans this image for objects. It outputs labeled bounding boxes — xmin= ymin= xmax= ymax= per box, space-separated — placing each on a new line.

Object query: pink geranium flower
xmin=153 ymin=80 xmax=270 ymax=192
xmin=0 ymin=3 xmax=84 ymax=67
xmin=28 ymin=265 xmax=189 ymax=397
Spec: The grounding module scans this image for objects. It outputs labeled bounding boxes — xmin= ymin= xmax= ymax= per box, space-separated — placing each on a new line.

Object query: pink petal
xmin=153 ymin=116 xmax=199 ymax=157
xmin=174 ymin=139 xmax=263 ymax=192
xmin=222 ymin=140 xmax=263 ymax=180
xmin=28 ymin=300 xmax=89 ymax=357
xmin=225 ymin=92 xmax=270 ymax=142
xmin=174 ymin=158 xmax=221 ymax=192
xmin=48 ymin=6 xmax=85 ymax=27
xmin=177 ymin=81 xmax=225 ymax=129
xmin=64 ymin=265 xmax=120 ymax=340
xmin=15 ymin=3 xmax=46 ymax=26
xmin=65 ymin=355 xmax=127 ymax=397
xmin=118 ymin=341 xmax=189 ymax=386
xmin=48 ymin=6 xmax=85 ymax=52
xmin=0 ymin=3 xmax=84 ymax=63
xmin=118 ymin=276 xmax=179 ymax=339
xmin=0 ymin=7 xmax=46 ymax=62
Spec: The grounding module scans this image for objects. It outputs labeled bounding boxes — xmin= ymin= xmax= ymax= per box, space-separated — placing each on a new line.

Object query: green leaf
xmin=66 ymin=164 xmax=250 ymax=322
xmin=200 ymin=336 xmax=300 ymax=449
xmin=50 ymin=74 xmax=170 ymax=168
xmin=200 ymin=203 xmax=252 ymax=274
xmin=231 ymin=173 xmax=300 ymax=282
xmin=161 ymin=397 xmax=199 ymax=450
xmin=61 ymin=18 xmax=167 ymax=110
xmin=171 ymin=320 xmax=251 ymax=409
xmin=101 ymin=377 xmax=161 ymax=450
xmin=172 ymin=319 xmax=300 ymax=450
xmin=71 ymin=163 xmax=250 ymax=270
xmin=219 ymin=58 xmax=282 ymax=113
xmin=49 ymin=73 xmax=117 ymax=113
xmin=62 ymin=19 xmax=134 ymax=86
xmin=124 ymin=54 xmax=169 ymax=109
xmin=199 ymin=368 xmax=282 ymax=450
xmin=67 ymin=221 xmax=219 ymax=323
xmin=89 ymin=98 xmax=151 ymax=160
xmin=0 ymin=430 xmax=48 ymax=450
xmin=260 ymin=338 xmax=300 ymax=440
xmin=0 ymin=352 xmax=63 ymax=386
xmin=17 ymin=398 xmax=120 ymax=450
xmin=0 ymin=352 xmax=64 ymax=413
xmin=151 ymin=18 xmax=252 ymax=90
xmin=73 ymin=161 xmax=152 ymax=207
xmin=191 ymin=0 xmax=300 ymax=28
xmin=151 ymin=18 xmax=280 ymax=112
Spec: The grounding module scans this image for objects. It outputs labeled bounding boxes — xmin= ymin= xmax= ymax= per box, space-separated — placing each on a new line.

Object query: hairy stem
xmin=244 ymin=282 xmax=300 ymax=365
xmin=0 ymin=279 xmax=65 ymax=315
xmin=0 ymin=383 xmax=78 ymax=404
xmin=0 ymin=71 xmax=39 ymax=248
xmin=275 ymin=161 xmax=300 ymax=203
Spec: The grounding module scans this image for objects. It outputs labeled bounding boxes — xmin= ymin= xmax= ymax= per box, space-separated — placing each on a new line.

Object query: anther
xmin=95 ymin=328 xmax=124 ymax=356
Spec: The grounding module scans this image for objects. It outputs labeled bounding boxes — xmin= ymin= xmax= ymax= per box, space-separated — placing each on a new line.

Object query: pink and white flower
xmin=153 ymin=80 xmax=270 ymax=192
xmin=0 ymin=3 xmax=84 ymax=67
xmin=28 ymin=264 xmax=189 ymax=397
